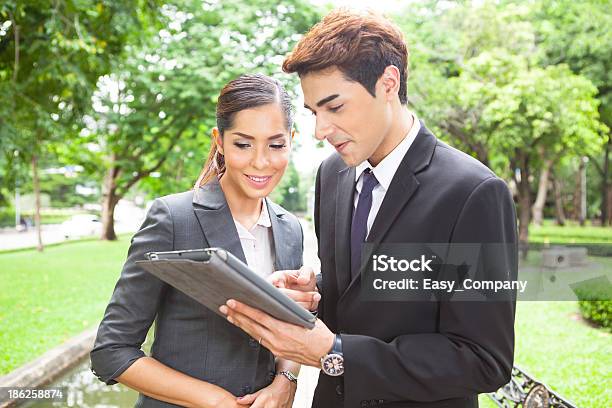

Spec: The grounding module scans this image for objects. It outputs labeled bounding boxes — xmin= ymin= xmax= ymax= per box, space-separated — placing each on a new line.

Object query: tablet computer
xmin=136 ymin=247 xmax=316 ymax=329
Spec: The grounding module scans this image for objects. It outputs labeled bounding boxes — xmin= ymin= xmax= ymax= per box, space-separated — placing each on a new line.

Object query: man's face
xmin=301 ymin=67 xmax=392 ymax=167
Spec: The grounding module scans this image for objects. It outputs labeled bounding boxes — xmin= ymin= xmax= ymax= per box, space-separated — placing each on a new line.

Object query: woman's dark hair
xmin=194 ymin=74 xmax=293 ymax=187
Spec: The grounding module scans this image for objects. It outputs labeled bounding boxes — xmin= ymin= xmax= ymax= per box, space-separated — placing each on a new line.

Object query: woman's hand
xmin=235 ymin=375 xmax=297 ymax=408
xmin=268 ymin=266 xmax=320 ymax=311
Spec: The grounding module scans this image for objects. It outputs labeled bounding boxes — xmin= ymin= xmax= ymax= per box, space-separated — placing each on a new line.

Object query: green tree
xmin=483 ymin=63 xmax=604 ymax=251
xmin=82 ymin=0 xmax=320 ymax=239
xmin=533 ymin=0 xmax=612 ymax=225
xmin=394 ymin=0 xmax=538 ymax=162
xmin=0 ymin=1 xmax=159 ymax=249
xmin=394 ymin=1 xmax=607 ymax=249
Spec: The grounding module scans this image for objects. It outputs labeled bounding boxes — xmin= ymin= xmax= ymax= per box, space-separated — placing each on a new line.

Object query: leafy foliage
xmin=577 ymin=301 xmax=611 ymax=331
xmin=393 ymin=0 xmax=608 ymax=240
xmin=77 ymin=0 xmax=320 ymax=237
xmin=0 ymin=0 xmax=159 ymax=157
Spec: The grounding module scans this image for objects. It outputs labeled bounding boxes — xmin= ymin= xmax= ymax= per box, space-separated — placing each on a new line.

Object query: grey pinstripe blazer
xmin=90 ymin=180 xmax=304 ymax=407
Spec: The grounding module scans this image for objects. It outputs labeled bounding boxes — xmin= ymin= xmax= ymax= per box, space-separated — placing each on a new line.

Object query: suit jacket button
xmin=248 ymin=338 xmax=259 ymax=348
xmin=335 ymin=384 xmax=343 ymax=396
xmin=242 ymin=385 xmax=252 ymax=394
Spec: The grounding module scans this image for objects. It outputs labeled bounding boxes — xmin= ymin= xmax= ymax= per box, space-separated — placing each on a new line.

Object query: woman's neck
xmin=219 ymin=175 xmax=263 ymax=230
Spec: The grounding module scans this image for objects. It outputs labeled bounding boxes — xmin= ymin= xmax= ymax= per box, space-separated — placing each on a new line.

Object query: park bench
xmin=489 ymin=366 xmax=577 ymax=408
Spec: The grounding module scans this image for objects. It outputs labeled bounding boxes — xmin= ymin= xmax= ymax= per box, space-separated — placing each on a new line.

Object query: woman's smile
xmin=244 ymin=174 xmax=273 ymax=189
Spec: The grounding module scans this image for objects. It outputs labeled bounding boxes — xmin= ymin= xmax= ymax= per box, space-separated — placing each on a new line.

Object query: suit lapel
xmin=335 ymin=166 xmax=356 ymax=295
xmin=339 ymin=124 xmax=438 ymax=301
xmin=266 ymin=199 xmax=292 ymax=271
xmin=192 ymin=179 xmax=247 ymax=264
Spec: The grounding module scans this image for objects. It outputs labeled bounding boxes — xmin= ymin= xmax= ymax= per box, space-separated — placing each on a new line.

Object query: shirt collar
xmin=257 ymin=199 xmax=272 ymax=228
xmin=355 ymin=112 xmax=421 ymax=191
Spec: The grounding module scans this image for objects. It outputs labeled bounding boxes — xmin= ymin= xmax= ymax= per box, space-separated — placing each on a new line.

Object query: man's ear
xmin=380 ymin=65 xmax=401 ymax=102
xmin=212 ymin=127 xmax=224 ymax=155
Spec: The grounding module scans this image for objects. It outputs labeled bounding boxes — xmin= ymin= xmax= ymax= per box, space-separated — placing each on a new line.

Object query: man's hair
xmin=283 ymin=9 xmax=409 ymax=105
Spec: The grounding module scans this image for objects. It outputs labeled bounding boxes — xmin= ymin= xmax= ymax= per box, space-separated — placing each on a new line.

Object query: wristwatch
xmin=320 ymin=334 xmax=344 ymax=376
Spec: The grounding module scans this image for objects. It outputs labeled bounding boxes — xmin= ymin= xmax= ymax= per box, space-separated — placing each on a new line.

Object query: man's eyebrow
xmin=232 ymin=132 xmax=285 ymax=140
xmin=304 ymin=94 xmax=340 ymax=111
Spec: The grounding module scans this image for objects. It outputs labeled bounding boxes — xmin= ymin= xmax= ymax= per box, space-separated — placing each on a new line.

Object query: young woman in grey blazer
xmin=90 ymin=74 xmax=304 ymax=408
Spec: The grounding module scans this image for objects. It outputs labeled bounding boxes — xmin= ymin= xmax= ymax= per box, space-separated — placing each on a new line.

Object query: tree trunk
xmin=579 ymin=157 xmax=587 ymax=226
xmin=475 ymin=147 xmax=490 ymax=170
xmin=607 ymin=185 xmax=612 ymax=227
xmin=101 ymin=159 xmax=121 ymax=241
xmin=531 ymin=158 xmax=553 ymax=226
xmin=516 ymin=154 xmax=531 ymax=260
xmin=572 ymin=162 xmax=581 ymax=221
xmin=518 ymin=184 xmax=531 ymax=259
xmin=101 ymin=191 xmax=119 ymax=241
xmin=552 ymin=172 xmax=566 ymax=226
xmin=600 ymin=134 xmax=610 ymax=226
xmin=31 ymin=154 xmax=43 ymax=252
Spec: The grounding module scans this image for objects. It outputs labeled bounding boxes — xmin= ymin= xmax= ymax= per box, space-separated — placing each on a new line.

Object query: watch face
xmin=321 ymin=353 xmax=344 ymax=376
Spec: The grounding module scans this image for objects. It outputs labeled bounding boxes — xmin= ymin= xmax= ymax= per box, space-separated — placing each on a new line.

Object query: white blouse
xmin=233 ymin=200 xmax=275 ymax=278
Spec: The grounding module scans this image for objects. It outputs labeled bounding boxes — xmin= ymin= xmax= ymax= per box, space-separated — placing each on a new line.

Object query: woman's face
xmin=217 ymin=103 xmax=292 ymax=201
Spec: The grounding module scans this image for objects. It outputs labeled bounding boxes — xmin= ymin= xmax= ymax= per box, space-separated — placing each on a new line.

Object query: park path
xmin=292 ymin=217 xmax=321 ymax=408
xmin=0 ymin=220 xmax=141 ymax=251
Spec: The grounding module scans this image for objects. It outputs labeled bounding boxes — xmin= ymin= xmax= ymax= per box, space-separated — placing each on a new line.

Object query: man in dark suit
xmin=222 ymin=9 xmax=518 ymax=408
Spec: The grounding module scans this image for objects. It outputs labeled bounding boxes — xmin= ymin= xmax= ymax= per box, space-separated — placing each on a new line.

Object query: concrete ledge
xmin=0 ymin=328 xmax=97 ymax=407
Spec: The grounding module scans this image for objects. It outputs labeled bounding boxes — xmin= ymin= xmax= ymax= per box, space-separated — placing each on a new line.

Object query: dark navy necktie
xmin=351 ymin=168 xmax=379 ymax=280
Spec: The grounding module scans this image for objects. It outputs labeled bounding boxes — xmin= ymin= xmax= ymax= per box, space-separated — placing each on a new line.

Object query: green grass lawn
xmin=530 ymin=221 xmax=612 ymax=243
xmin=479 ymin=301 xmax=611 ymax=407
xmin=0 ymin=237 xmax=131 ymax=375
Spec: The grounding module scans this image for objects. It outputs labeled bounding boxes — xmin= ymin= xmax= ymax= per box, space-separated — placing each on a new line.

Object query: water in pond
xmin=20 ymin=330 xmax=318 ymax=407
xmin=21 ymin=331 xmax=155 ymax=408
xmin=22 ymin=357 xmax=139 ymax=407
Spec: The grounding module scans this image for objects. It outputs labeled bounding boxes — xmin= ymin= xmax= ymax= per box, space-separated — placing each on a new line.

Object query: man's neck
xmin=368 ymin=106 xmax=414 ymax=167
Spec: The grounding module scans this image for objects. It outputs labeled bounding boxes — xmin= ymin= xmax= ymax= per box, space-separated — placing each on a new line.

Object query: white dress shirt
xmin=233 ymin=200 xmax=275 ymax=278
xmin=354 ymin=112 xmax=421 ymax=237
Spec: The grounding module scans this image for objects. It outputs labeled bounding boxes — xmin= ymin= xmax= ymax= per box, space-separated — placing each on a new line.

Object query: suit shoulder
xmin=319 ymin=152 xmax=347 ymax=176
xmin=433 ymin=140 xmax=496 ymax=183
xmin=155 ymin=190 xmax=194 ymax=213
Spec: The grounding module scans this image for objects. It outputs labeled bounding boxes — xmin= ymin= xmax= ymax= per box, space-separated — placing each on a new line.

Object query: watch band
xmin=277 ymin=370 xmax=298 ymax=384
xmin=331 ymin=333 xmax=343 ymax=355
